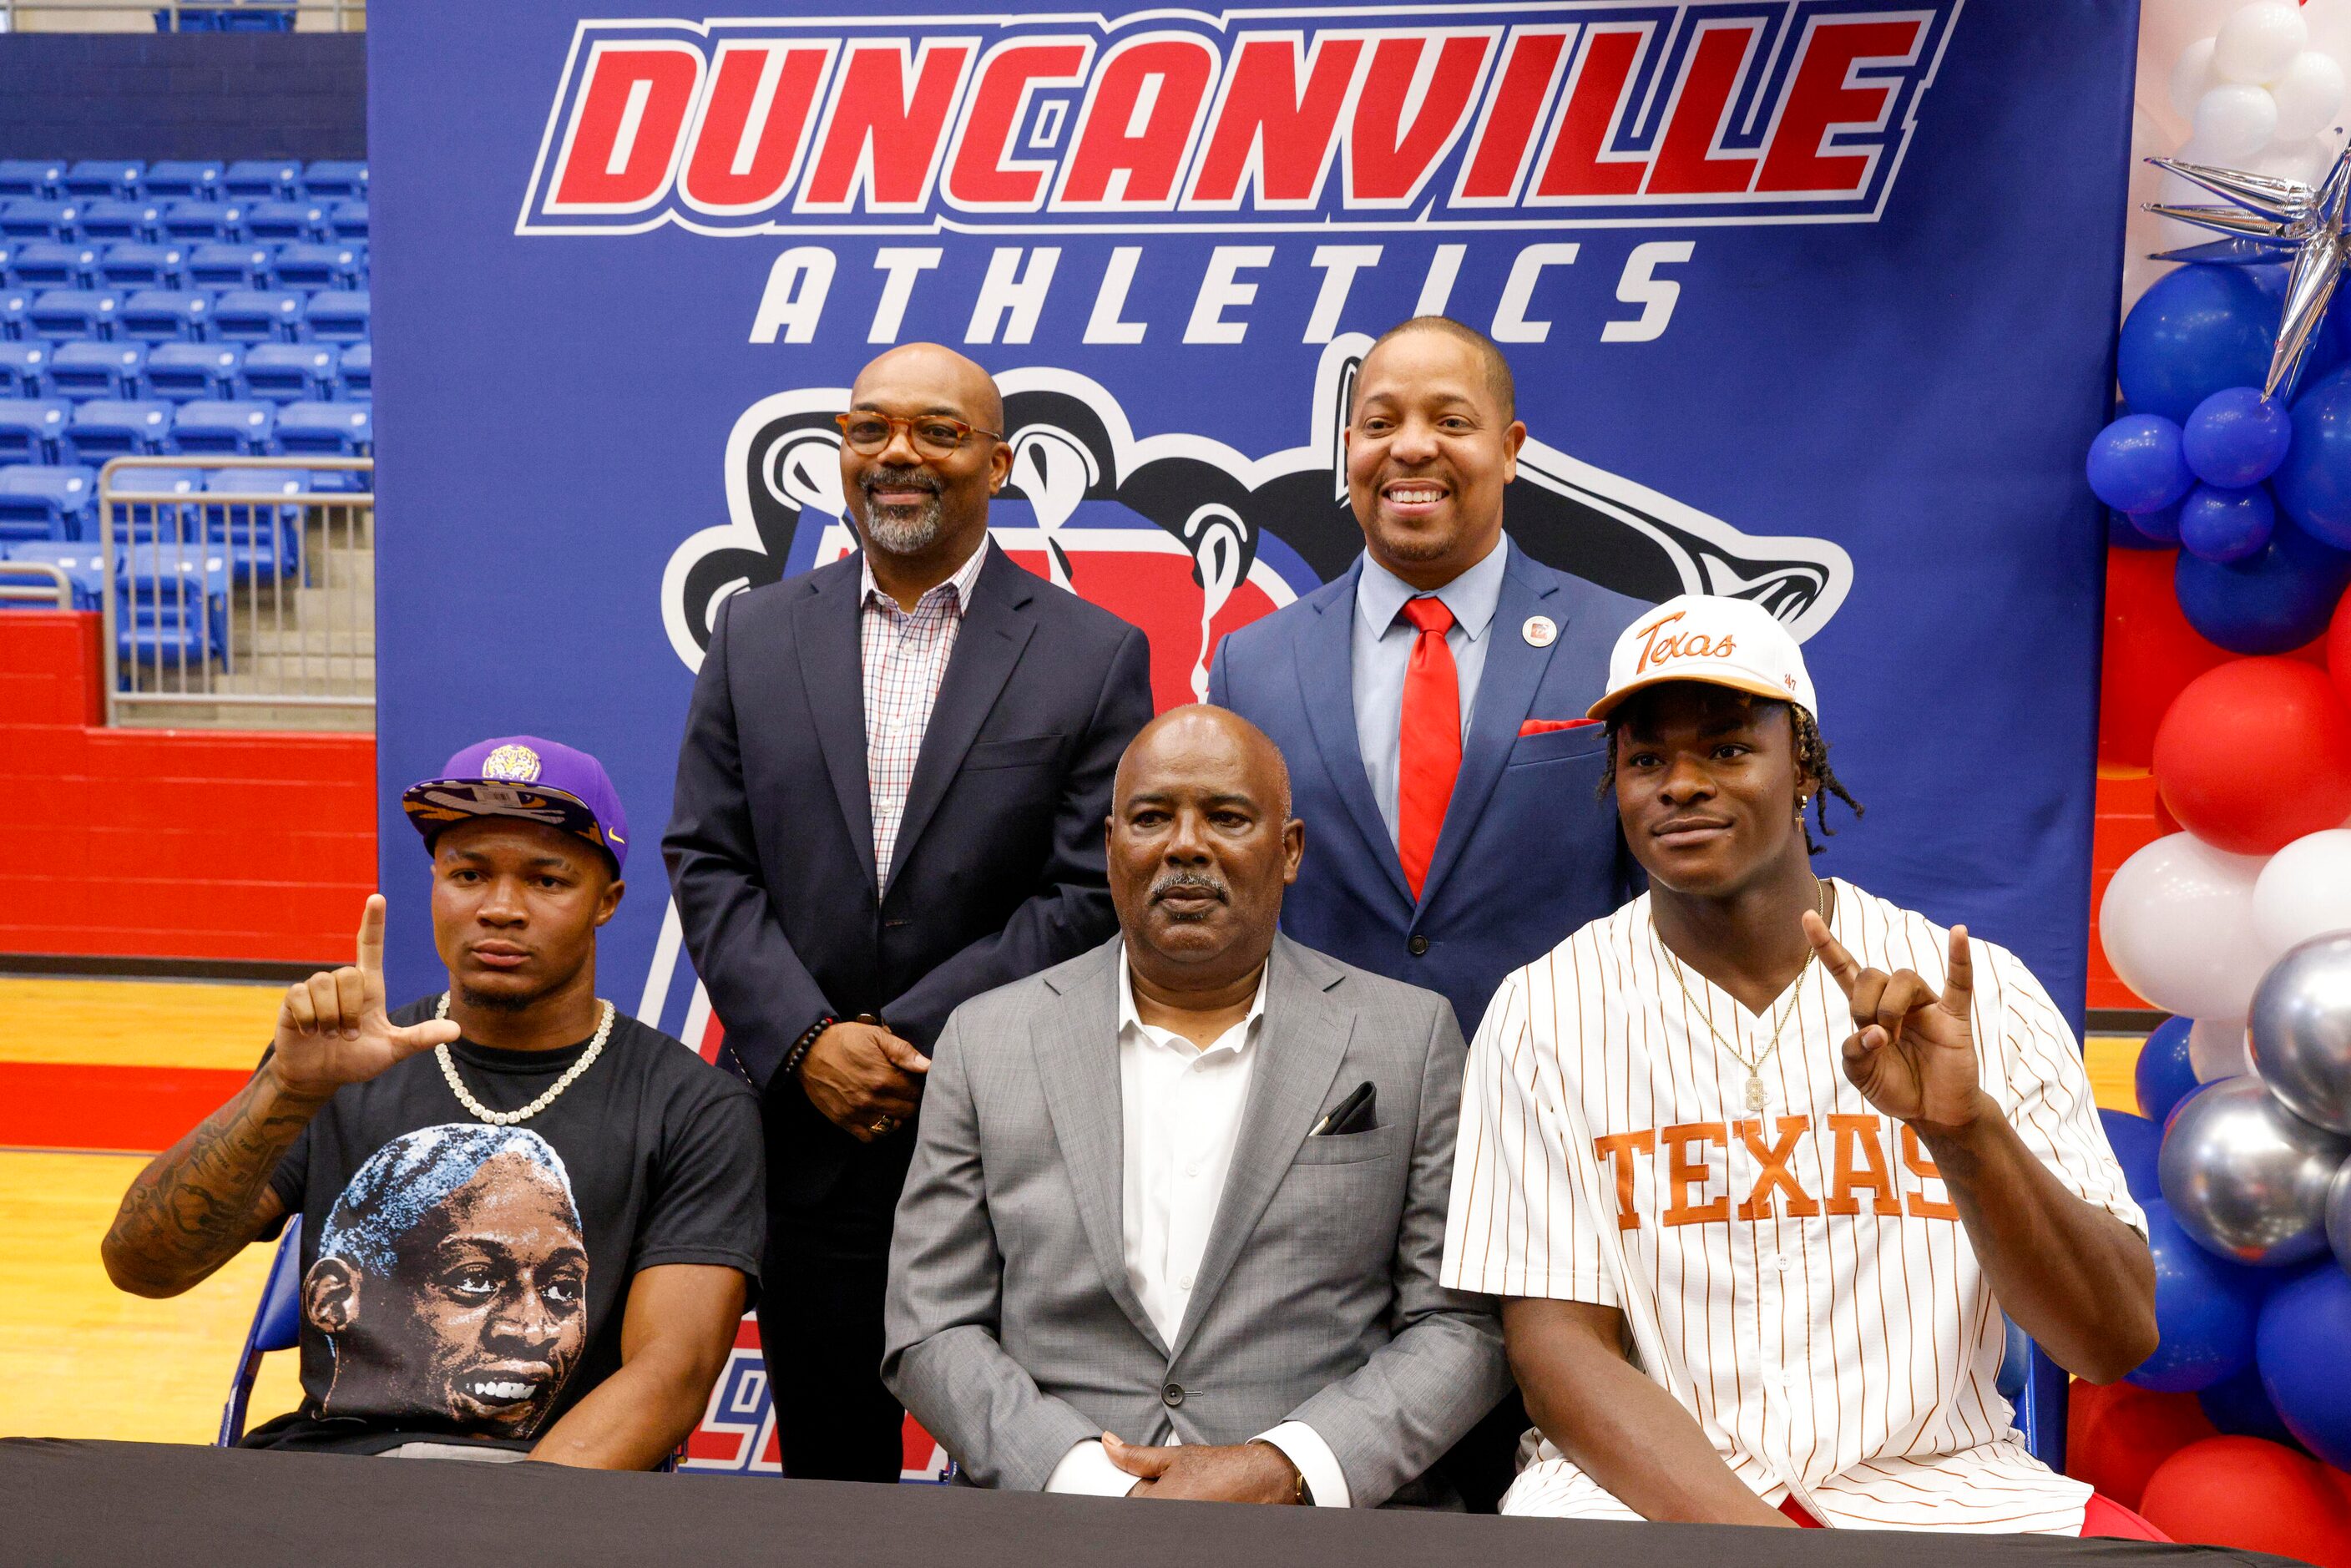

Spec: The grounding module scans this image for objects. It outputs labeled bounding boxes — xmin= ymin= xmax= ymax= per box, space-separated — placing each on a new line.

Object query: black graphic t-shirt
xmin=241 ymin=999 xmax=765 ymax=1457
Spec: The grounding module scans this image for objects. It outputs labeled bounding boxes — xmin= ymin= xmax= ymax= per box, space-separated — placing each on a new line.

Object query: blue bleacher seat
xmin=0 ymin=199 xmax=82 ymax=242
xmin=274 ymin=400 xmax=370 ymax=458
xmin=2 ymin=539 xmax=109 ymax=606
xmin=119 ymin=289 xmax=213 ymax=343
xmin=303 ymin=291 xmax=368 ymax=344
xmin=172 ymin=399 xmax=273 ymax=455
xmin=0 ymin=290 xmax=28 ymax=341
xmin=0 ymin=160 xmax=64 ymax=200
xmin=144 ymin=161 xmax=225 ymax=202
xmin=0 ymin=398 xmax=69 ymax=463
xmin=51 ymin=341 xmax=148 ymax=399
xmin=78 ymin=199 xmax=164 ymax=243
xmin=0 ymin=243 xmax=11 ymax=281
xmin=224 ymin=160 xmax=301 ymax=201
xmin=67 ymin=399 xmax=174 ymax=463
xmin=9 ymin=241 xmax=100 ymax=289
xmin=0 ymin=342 xmax=48 ymax=397
xmin=212 ymin=290 xmax=302 ymax=343
xmin=160 ymin=199 xmax=247 ymax=243
xmin=206 ymin=465 xmax=303 ymax=583
xmin=186 ymin=243 xmax=272 ymax=290
xmin=119 ymin=541 xmax=230 ymax=668
xmin=239 ymin=342 xmax=336 ymax=401
xmin=63 ymin=161 xmax=146 ymax=202
xmin=302 ymin=161 xmax=367 ymax=200
xmin=30 ymin=289 xmax=124 ymax=341
xmin=100 ymin=241 xmax=187 ymax=290
xmin=244 ymin=200 xmax=326 ymax=243
xmin=270 ymin=242 xmax=361 ymax=290
xmin=107 ymin=464 xmax=205 ymax=547
xmin=145 ymin=341 xmax=243 ymax=400
xmin=328 ymin=200 xmax=367 ymax=241
xmin=336 ymin=341 xmax=369 ymax=400
xmin=0 ymin=464 xmax=96 ymax=541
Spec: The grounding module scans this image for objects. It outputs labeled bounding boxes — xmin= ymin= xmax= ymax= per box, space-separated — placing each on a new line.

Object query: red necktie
xmin=1397 ymin=596 xmax=1460 ymax=900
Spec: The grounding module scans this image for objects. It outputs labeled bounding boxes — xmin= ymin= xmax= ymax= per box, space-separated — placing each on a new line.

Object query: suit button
xmin=1161 ymin=1383 xmax=1185 ymax=1408
xmin=1408 ymin=934 xmax=1429 ymax=956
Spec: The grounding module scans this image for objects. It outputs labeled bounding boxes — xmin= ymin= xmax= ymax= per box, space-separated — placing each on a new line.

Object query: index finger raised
xmin=1940 ymin=924 xmax=1974 ymax=1015
xmin=355 ymin=893 xmax=386 ymax=978
xmin=1802 ymin=908 xmax=1863 ymax=995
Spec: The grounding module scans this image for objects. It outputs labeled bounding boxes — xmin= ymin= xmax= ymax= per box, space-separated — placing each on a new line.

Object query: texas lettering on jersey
xmin=518 ymin=1 xmax=1964 ymax=235
xmin=1592 ymin=1114 xmax=1961 ymax=1230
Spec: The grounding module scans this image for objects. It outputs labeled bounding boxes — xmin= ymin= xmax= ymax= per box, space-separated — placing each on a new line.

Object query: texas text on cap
xmin=1585 ymin=594 xmax=1818 ymax=726
xmin=400 ymin=736 xmax=630 ymax=873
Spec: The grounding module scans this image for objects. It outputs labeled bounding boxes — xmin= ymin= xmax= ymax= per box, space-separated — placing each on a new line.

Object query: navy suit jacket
xmin=664 ymin=544 xmax=1154 ymax=1205
xmin=1209 ymin=541 xmax=1646 ymax=1040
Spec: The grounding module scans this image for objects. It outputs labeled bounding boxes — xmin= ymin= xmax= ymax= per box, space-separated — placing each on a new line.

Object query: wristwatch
xmin=1247 ymin=1439 xmax=1312 ymax=1505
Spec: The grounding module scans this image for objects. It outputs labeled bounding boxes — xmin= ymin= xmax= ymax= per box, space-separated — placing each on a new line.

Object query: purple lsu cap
xmin=399 ymin=736 xmax=629 ymax=873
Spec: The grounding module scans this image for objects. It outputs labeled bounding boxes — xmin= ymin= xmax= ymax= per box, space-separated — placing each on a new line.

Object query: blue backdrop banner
xmin=372 ymin=0 xmax=2136 ymax=1040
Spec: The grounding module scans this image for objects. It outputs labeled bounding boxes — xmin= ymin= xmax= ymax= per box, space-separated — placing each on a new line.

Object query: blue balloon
xmin=2109 ymin=509 xmax=2169 ymax=550
xmin=2184 ymin=387 xmax=2293 ymax=487
xmin=2174 ymin=513 xmax=2351 ymax=653
xmin=2120 ymin=266 xmax=2283 ymax=425
xmin=2138 ymin=1016 xmax=2201 ymax=1123
xmin=2273 ymin=363 xmax=2351 ymax=549
xmin=2178 ymin=483 xmax=2277 ymax=564
xmin=2088 ymin=415 xmax=2193 ymax=515
xmin=2199 ymin=1352 xmax=2305 ymax=1449
xmin=2130 ymin=1198 xmax=2266 ymax=1392
xmin=2128 ymin=498 xmax=2184 ymax=545
xmin=2255 ymin=1262 xmax=2351 ymax=1467
xmin=2101 ymin=1107 xmax=2162 ymax=1201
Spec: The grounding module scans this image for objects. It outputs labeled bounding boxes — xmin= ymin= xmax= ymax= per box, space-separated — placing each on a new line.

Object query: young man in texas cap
xmin=1438 ymin=597 xmax=2164 ymax=1535
xmin=104 ymin=736 xmax=765 ymax=1467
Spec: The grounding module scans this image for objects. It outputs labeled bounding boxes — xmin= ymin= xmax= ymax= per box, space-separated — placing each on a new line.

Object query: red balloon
xmin=2067 ymin=1380 xmax=2219 ymax=1510
xmin=2332 ymin=586 xmax=2351 ymax=711
xmin=2140 ymin=1437 xmax=2351 ymax=1567
xmin=2102 ymin=548 xmax=2233 ymax=772
xmin=2153 ymin=657 xmax=2351 ymax=854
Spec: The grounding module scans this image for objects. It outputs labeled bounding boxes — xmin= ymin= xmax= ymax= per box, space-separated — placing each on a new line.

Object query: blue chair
xmin=145 ymin=341 xmax=243 ymax=400
xmin=219 ymin=1216 xmax=303 ymax=1447
xmin=0 ymin=341 xmax=48 ymax=397
xmin=160 ymin=199 xmax=247 ymax=244
xmin=239 ymin=342 xmax=336 ymax=402
xmin=67 ymin=400 xmax=174 ymax=464
xmin=9 ymin=241 xmax=99 ymax=289
xmin=2 ymin=539 xmax=109 ymax=606
xmin=63 ymin=161 xmax=146 ymax=202
xmin=245 ymin=200 xmax=326 ymax=243
xmin=301 ymin=162 xmax=367 ymax=201
xmin=0 ymin=464 xmax=96 ymax=540
xmin=274 ymin=401 xmax=369 ymax=458
xmin=0 ymin=160 xmax=64 ymax=200
xmin=303 ymin=291 xmax=368 ymax=344
xmin=212 ymin=290 xmax=302 ymax=343
xmin=50 ymin=341 xmax=147 ymax=399
xmin=173 ymin=399 xmax=274 ymax=456
xmin=337 ymin=341 xmax=369 ymax=400
xmin=270 ymin=242 xmax=361 ymax=291
xmin=99 ymin=241 xmax=187 ymax=291
xmin=224 ymin=160 xmax=302 ymax=202
xmin=0 ymin=289 xmax=28 ymax=341
xmin=208 ymin=466 xmax=304 ymax=584
xmin=186 ymin=243 xmax=272 ymax=291
xmin=144 ymin=161 xmax=225 ymax=202
xmin=119 ymin=541 xmax=230 ymax=670
xmin=119 ymin=290 xmax=213 ymax=344
xmin=327 ymin=200 xmax=367 ymax=242
xmin=31 ymin=289 xmax=124 ymax=341
xmin=109 ymin=464 xmax=206 ymax=547
xmin=0 ymin=199 xmax=82 ymax=242
xmin=78 ymin=199 xmax=164 ymax=243
xmin=0 ymin=398 xmax=70 ymax=463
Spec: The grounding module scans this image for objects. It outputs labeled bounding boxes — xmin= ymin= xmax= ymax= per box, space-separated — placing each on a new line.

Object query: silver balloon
xmin=2249 ymin=932 xmax=2351 ymax=1135
xmin=2330 ymin=1161 xmax=2351 ymax=1278
xmin=2158 ymin=1076 xmax=2351 ymax=1267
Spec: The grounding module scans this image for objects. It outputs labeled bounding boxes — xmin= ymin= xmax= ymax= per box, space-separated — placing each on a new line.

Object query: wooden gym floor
xmin=0 ymin=974 xmax=2147 ymax=1448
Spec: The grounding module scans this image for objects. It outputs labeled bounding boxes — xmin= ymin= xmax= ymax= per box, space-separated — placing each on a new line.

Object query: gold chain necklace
xmin=1651 ymin=879 xmax=1829 ymax=1114
xmin=432 ymin=993 xmax=614 ymax=1126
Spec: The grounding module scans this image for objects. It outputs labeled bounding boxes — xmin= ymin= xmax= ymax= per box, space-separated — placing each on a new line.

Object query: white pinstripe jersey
xmin=1439 ymin=880 xmax=2144 ymax=1532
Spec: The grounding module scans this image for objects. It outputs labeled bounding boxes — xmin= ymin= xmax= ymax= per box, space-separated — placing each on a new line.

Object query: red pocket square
xmin=1520 ymin=718 xmax=1600 ymax=736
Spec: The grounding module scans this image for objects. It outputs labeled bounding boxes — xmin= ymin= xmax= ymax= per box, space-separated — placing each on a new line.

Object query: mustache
xmin=862 ymin=465 xmax=939 ymax=497
xmin=1150 ymin=870 xmax=1229 ymax=903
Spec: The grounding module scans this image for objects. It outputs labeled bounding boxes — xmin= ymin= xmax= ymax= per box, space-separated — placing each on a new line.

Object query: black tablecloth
xmin=0 ymin=1438 xmax=2301 ymax=1568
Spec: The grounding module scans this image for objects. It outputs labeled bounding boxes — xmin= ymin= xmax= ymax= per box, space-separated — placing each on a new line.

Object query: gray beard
xmin=861 ymin=497 xmax=944 ymax=555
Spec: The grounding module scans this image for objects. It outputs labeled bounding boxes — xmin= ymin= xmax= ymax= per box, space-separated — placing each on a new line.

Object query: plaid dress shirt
xmin=860 ymin=539 xmax=991 ymax=888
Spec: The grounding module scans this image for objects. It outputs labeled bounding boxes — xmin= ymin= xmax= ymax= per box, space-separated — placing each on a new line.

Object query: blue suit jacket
xmin=1209 ymin=541 xmax=1646 ymax=1039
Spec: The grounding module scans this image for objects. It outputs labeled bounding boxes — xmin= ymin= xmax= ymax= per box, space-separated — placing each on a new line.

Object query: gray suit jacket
xmin=882 ymin=932 xmax=1509 ymax=1507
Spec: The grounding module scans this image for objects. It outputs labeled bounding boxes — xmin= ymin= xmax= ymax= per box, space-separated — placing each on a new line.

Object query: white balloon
xmin=2197 ymin=82 xmax=2283 ymax=159
xmin=2216 ymin=3 xmax=2311 ymax=84
xmin=2101 ymin=833 xmax=2273 ymax=1022
xmin=2146 ymin=0 xmax=2263 ymax=64
xmin=2192 ymin=1016 xmax=2256 ymax=1082
xmin=2252 ymin=830 xmax=2351 ymax=956
xmin=2301 ymin=0 xmax=2351 ymax=68
xmin=2253 ymin=134 xmax=2338 ymax=185
xmin=2272 ymin=50 xmax=2349 ymax=140
xmin=2173 ymin=36 xmax=2222 ymax=119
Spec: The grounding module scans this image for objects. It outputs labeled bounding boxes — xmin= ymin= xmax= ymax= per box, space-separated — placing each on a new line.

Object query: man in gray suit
xmin=883 ymin=706 xmax=1508 ymax=1507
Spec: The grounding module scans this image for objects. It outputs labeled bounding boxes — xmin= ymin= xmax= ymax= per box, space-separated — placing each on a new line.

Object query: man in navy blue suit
xmin=665 ymin=342 xmax=1154 ymax=1484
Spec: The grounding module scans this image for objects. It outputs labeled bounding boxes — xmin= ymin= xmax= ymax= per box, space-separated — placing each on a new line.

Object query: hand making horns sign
xmin=1801 ymin=910 xmax=1984 ymax=1130
xmin=269 ymin=894 xmax=462 ymax=1100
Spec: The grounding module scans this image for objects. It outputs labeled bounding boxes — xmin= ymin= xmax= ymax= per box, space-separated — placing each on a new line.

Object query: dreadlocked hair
xmin=1595 ymin=696 xmax=1864 ymax=856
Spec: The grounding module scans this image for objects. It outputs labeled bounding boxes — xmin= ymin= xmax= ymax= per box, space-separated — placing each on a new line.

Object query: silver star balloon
xmin=2146 ymin=145 xmax=2351 ymax=400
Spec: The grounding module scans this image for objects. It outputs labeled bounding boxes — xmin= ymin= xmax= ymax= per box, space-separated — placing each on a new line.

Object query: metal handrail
xmin=0 ymin=0 xmax=363 ymax=29
xmin=0 ymin=560 xmax=73 ymax=609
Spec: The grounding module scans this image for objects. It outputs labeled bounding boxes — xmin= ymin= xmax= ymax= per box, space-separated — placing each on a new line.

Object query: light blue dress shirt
xmin=1350 ymin=538 xmax=1509 ymax=848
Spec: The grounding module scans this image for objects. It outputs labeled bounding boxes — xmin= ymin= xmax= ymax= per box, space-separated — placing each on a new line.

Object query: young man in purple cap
xmin=103 ymin=736 xmax=766 ymax=1468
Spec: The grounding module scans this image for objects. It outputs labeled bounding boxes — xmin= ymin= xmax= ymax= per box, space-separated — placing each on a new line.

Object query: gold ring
xmin=870 ymin=1117 xmax=893 ymax=1135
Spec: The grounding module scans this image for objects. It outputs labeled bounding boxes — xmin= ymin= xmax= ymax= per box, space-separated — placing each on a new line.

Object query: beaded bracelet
xmin=780 ymin=1014 xmax=837 ymax=1080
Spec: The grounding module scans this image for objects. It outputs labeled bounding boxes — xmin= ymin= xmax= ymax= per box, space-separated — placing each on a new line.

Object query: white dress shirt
xmin=1044 ymin=959 xmax=1352 ymax=1506
xmin=1349 ymin=537 xmax=1509 ymax=847
xmin=859 ymin=537 xmax=990 ymax=886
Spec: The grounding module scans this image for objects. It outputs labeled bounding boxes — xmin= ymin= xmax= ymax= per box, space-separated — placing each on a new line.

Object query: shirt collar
xmin=1117 ymin=952 xmax=1270 ymax=1055
xmin=1354 ymin=533 xmax=1509 ymax=643
xmin=860 ymin=534 xmax=992 ymax=615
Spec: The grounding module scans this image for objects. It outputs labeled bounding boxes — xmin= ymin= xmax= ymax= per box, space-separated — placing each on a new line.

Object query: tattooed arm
xmin=101 ymin=895 xmax=460 ymax=1298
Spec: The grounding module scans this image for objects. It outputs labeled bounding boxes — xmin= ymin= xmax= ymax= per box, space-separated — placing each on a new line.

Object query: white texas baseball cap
xmin=1586 ymin=594 xmax=1818 ymax=725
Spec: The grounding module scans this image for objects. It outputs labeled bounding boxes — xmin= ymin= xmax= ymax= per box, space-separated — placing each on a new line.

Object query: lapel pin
xmin=1522 ymin=615 xmax=1557 ymax=648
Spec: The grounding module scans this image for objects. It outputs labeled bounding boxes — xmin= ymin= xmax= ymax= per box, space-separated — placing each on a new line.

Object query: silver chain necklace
xmin=1651 ymin=879 xmax=1830 ymax=1114
xmin=432 ymin=993 xmax=614 ymax=1126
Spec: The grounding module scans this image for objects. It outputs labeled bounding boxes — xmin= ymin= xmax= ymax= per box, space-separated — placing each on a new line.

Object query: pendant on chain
xmin=1745 ymin=1072 xmax=1767 ymax=1113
